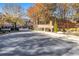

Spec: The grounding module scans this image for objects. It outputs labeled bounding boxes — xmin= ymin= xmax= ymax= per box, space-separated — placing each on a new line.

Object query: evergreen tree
xmin=54 ymin=19 xmax=58 ymax=32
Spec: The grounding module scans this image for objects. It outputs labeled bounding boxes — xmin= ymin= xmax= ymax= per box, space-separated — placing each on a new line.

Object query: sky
xmin=0 ymin=3 xmax=76 ymax=19
xmin=0 ymin=3 xmax=34 ymax=19
xmin=0 ymin=3 xmax=34 ymax=12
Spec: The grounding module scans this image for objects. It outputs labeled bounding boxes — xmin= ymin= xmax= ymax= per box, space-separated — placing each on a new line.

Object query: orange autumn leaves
xmin=27 ymin=3 xmax=53 ymax=21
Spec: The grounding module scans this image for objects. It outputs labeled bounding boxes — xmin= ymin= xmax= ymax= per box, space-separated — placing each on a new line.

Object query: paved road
xmin=0 ymin=31 xmax=77 ymax=56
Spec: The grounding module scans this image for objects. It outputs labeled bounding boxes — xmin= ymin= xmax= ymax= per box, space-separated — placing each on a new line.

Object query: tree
xmin=2 ymin=4 xmax=25 ymax=28
xmin=71 ymin=4 xmax=79 ymax=21
xmin=54 ymin=19 xmax=58 ymax=32
xmin=27 ymin=3 xmax=78 ymax=31
xmin=27 ymin=3 xmax=56 ymax=24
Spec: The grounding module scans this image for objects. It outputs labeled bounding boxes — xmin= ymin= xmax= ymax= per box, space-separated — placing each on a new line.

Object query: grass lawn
xmin=65 ymin=32 xmax=79 ymax=36
xmin=72 ymin=33 xmax=79 ymax=36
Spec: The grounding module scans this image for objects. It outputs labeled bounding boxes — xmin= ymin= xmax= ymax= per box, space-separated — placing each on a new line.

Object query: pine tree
xmin=54 ymin=19 xmax=58 ymax=32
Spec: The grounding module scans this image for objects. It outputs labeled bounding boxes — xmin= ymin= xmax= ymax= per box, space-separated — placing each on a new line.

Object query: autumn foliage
xmin=27 ymin=4 xmax=79 ymax=28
